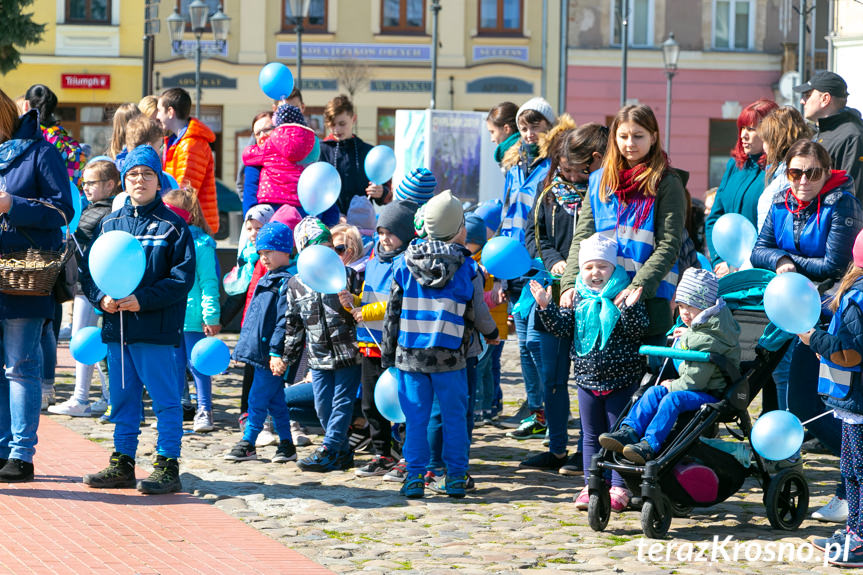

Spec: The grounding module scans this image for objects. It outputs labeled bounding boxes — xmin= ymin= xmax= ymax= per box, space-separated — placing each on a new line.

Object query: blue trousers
xmin=107 ymin=343 xmax=182 ymax=459
xmin=514 ymin=310 xmax=544 ymax=411
xmin=244 ymin=365 xmax=295 ymax=445
xmin=311 ymin=365 xmax=361 ymax=454
xmin=0 ymin=318 xmax=44 ymax=462
xmin=284 ymin=381 xmax=321 ymax=429
xmin=398 ymin=368 xmax=469 ymax=478
xmin=539 ymin=331 xmax=571 ymax=454
xmin=174 ymin=331 xmax=212 ymax=411
xmin=428 ymin=357 xmax=477 ymax=472
xmin=788 ymin=342 xmax=842 ymax=456
xmin=622 ymin=385 xmax=716 ymax=453
xmin=578 ymin=384 xmax=636 ymax=488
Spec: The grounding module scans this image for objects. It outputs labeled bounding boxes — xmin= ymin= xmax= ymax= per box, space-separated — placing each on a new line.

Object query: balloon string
xmin=801 ymin=409 xmax=835 ymax=426
xmin=360 ymin=320 xmax=380 ymax=349
xmin=119 ymin=309 xmax=126 ymax=390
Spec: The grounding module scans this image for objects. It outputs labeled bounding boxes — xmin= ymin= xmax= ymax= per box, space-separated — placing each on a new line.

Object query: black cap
xmin=793 ymin=71 xmax=849 ymax=98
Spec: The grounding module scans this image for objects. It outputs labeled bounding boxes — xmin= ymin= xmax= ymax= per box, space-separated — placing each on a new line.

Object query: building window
xmin=175 ymin=0 xmax=221 ymax=30
xmin=283 ymin=0 xmax=327 ymax=33
xmin=713 ymin=0 xmax=754 ymax=50
xmin=611 ymin=0 xmax=654 ymax=47
xmin=66 ymin=0 xmax=111 ymax=24
xmin=478 ymin=0 xmax=522 ymax=36
xmin=708 ymin=119 xmax=737 ymax=187
xmin=381 ymin=0 xmax=425 ymax=35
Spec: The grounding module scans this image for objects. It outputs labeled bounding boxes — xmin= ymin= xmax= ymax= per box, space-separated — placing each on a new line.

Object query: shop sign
xmin=370 ymin=80 xmax=432 ymax=93
xmin=277 ymin=42 xmax=430 ymax=62
xmin=472 ymin=46 xmax=529 ymax=62
xmin=161 ymin=72 xmax=237 ymax=89
xmin=466 ymin=76 xmax=534 ymax=94
xmin=62 ymin=74 xmax=110 ymax=89
xmin=300 ymin=79 xmax=338 ymax=91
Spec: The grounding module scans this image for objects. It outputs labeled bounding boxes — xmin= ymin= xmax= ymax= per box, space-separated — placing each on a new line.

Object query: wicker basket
xmin=0 ymin=201 xmax=73 ymax=297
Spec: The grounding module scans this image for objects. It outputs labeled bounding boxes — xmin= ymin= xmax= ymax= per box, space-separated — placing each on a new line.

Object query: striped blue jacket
xmin=357 ymin=254 xmax=399 ymax=346
xmin=500 ymin=157 xmax=550 ymax=244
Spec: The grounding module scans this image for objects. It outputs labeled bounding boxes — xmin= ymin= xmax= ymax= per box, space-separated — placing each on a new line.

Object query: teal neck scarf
xmin=574 ymin=266 xmax=630 ymax=356
xmin=493 ymin=132 xmax=520 ymax=164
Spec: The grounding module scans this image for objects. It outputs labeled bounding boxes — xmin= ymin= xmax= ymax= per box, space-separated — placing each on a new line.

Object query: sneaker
xmin=426 ymin=470 xmax=446 ymax=494
xmin=559 ymin=452 xmax=584 ymax=476
xmin=89 ymin=398 xmax=109 ymax=415
xmin=598 ymin=426 xmax=638 ymax=453
xmin=255 ymin=418 xmax=279 ymax=447
xmin=473 ymin=413 xmax=486 ymax=428
xmin=355 ymin=455 xmax=397 ymax=477
xmin=465 ymin=473 xmax=476 ymax=492
xmin=48 ymin=399 xmax=92 ymax=417
xmin=291 ymin=421 xmax=312 ymax=447
xmin=137 ymin=455 xmax=182 ymax=494
xmin=272 ymin=439 xmax=297 ymax=463
xmin=383 ymin=458 xmax=407 ymax=482
xmin=297 ymin=445 xmax=341 ymax=472
xmin=812 ymin=496 xmax=849 ymax=523
xmin=192 ymin=408 xmax=214 ymax=433
xmin=347 ymin=424 xmax=372 ymax=452
xmin=399 ymin=473 xmax=425 ymax=498
xmin=41 ymin=388 xmax=56 ymax=411
xmin=813 ymin=528 xmax=849 ymax=552
xmin=828 ymin=533 xmax=863 ymax=567
xmin=182 ymin=404 xmax=195 ymax=422
xmin=338 ymin=449 xmax=355 ymax=471
xmin=98 ymin=405 xmax=112 ymax=424
xmin=609 ymin=486 xmax=631 ymax=512
xmin=506 ymin=413 xmax=547 ymax=440
xmin=498 ymin=401 xmax=532 ymax=429
xmin=0 ymin=458 xmax=34 ymax=483
xmin=519 ymin=451 xmax=567 ymax=471
xmin=83 ymin=452 xmax=136 ymax=488
xmin=622 ymin=440 xmax=655 ymax=465
xmin=574 ymin=485 xmax=590 ymax=511
xmin=445 ymin=474 xmax=468 ymax=499
xmin=224 ymin=440 xmax=257 ymax=461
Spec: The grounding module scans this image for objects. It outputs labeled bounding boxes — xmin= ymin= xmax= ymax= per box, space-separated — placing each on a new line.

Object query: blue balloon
xmin=62 ymin=180 xmax=82 ymax=235
xmin=298 ymin=136 xmax=320 ymax=167
xmin=190 ymin=337 xmax=231 ymax=376
xmin=88 ymin=230 xmax=146 ymax=299
xmin=751 ymin=410 xmax=805 ymax=461
xmin=297 ymin=162 xmax=341 ymax=216
xmin=696 ymin=252 xmax=711 ymax=271
xmin=364 ymin=145 xmax=396 ymax=186
xmin=70 ymin=326 xmax=107 ymax=365
xmin=297 ymin=244 xmax=346 ymax=294
xmin=474 ymin=199 xmax=502 ymax=232
xmin=374 ymin=367 xmax=405 ymax=423
xmin=258 ymin=63 xmax=295 ymax=100
xmin=481 ymin=236 xmax=532 ymax=280
xmin=764 ymin=272 xmax=821 ymax=334
xmin=711 ymin=213 xmax=757 ymax=268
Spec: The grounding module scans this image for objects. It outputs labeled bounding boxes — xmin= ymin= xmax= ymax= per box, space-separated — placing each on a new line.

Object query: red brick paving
xmin=0 ymin=416 xmax=333 ymax=575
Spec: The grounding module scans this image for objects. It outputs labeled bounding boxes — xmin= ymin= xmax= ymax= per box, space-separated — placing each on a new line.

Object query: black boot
xmin=0 ymin=458 xmax=33 ymax=482
xmin=83 ymin=452 xmax=136 ymax=488
xmin=137 ymin=455 xmax=182 ymax=494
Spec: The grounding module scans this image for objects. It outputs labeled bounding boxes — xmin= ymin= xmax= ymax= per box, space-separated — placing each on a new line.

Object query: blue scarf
xmin=574 ymin=265 xmax=630 ymax=356
xmin=0 ymin=139 xmax=38 ymax=172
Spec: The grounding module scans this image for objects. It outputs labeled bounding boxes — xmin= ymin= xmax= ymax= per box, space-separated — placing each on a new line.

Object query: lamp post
xmin=661 ymin=33 xmax=680 ymax=154
xmin=167 ymin=2 xmax=231 ymax=120
xmin=288 ymin=0 xmax=312 ymax=90
xmin=430 ymin=0 xmax=441 ymax=109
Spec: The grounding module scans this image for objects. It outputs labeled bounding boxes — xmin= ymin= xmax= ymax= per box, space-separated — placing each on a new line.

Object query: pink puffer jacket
xmin=242 ymin=123 xmax=316 ymax=207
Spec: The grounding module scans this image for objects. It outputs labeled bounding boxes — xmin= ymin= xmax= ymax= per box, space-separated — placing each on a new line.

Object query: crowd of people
xmin=2 ymin=68 xmax=863 ymax=561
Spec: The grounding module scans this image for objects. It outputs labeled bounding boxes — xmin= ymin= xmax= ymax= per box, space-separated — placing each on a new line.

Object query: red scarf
xmin=784 ymin=169 xmax=850 ymax=226
xmin=615 ymin=163 xmax=655 ymax=231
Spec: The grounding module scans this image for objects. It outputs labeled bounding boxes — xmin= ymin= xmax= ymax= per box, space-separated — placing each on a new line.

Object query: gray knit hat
xmin=675 ymin=268 xmax=719 ymax=311
xmin=423 ymin=190 xmax=464 ymax=241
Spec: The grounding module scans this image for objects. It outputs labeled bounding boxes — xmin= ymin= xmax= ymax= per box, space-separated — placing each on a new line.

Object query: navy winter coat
xmin=0 ymin=109 xmax=75 ymax=319
xmin=233 ymin=265 xmax=292 ymax=370
xmin=319 ymin=136 xmax=390 ymax=214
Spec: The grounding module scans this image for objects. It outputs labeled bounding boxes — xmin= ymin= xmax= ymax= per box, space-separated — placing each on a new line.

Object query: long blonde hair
xmin=598 ymin=104 xmax=667 ymax=203
xmin=831 ymin=263 xmax=863 ymax=312
xmin=757 ymin=106 xmax=813 ymax=182
xmin=162 ymin=184 xmax=213 ymax=236
xmin=107 ymin=103 xmax=141 ymax=159
xmin=330 ymin=223 xmax=363 ymax=264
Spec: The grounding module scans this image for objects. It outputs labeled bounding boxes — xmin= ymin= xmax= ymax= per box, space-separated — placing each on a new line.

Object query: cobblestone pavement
xmin=50 ymin=337 xmax=851 ymax=574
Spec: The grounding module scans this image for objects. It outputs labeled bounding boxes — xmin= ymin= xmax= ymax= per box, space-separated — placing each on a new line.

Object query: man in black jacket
xmin=794 ymin=71 xmax=863 ymax=202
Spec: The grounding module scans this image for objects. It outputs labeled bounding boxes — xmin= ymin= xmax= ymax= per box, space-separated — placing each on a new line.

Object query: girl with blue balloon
xmin=79 ymin=145 xmax=197 ymax=495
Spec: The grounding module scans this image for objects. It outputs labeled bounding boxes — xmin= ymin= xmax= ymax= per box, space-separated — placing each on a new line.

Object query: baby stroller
xmin=587 ymin=269 xmax=808 ymax=538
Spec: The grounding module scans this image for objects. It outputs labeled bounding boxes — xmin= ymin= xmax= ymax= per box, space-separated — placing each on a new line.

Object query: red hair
xmin=731 ymin=98 xmax=778 ymax=169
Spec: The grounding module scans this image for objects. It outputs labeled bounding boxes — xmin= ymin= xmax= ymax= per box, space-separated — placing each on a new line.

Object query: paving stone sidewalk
xmin=50 ymin=339 xmax=851 ymax=574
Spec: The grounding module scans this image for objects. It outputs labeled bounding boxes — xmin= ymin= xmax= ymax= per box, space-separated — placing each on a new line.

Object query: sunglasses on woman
xmin=334 ymin=244 xmax=347 ymax=254
xmin=787 ymin=167 xmax=825 ymax=183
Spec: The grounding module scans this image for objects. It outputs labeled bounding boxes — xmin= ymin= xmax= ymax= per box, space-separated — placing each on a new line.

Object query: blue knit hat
xmin=395 ymin=168 xmax=437 ymax=205
xmin=274 ymin=104 xmax=307 ymax=127
xmin=256 ymin=221 xmax=294 ymax=254
xmin=120 ymin=145 xmax=162 ymax=190
xmin=465 ymin=214 xmax=487 ymax=247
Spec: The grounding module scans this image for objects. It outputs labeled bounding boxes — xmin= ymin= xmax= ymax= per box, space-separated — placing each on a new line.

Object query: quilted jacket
xmin=242 ymin=123 xmax=316 ymax=208
xmin=42 ymin=123 xmax=86 ymax=186
xmin=163 ymin=118 xmax=218 ymax=233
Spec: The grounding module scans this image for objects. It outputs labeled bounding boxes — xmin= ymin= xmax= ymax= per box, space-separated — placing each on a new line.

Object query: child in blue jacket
xmin=80 ymin=145 xmax=196 ymax=495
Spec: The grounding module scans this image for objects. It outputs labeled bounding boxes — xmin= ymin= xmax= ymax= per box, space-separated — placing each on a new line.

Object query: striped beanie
xmin=395 ymin=168 xmax=437 ymax=205
xmin=675 ymin=268 xmax=719 ymax=311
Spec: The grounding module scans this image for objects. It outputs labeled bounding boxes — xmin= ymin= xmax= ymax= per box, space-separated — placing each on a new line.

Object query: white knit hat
xmin=516 ymin=97 xmax=556 ymax=126
xmin=579 ymin=233 xmax=618 ymax=268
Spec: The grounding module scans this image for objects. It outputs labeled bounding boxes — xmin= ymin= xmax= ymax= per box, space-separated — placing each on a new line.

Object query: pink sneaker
xmin=609 ymin=486 xmax=631 ymax=512
xmin=574 ymin=486 xmax=590 ymax=510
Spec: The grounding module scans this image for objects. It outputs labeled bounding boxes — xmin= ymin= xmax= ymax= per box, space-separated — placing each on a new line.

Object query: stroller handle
xmin=638 ymin=345 xmax=711 ymax=363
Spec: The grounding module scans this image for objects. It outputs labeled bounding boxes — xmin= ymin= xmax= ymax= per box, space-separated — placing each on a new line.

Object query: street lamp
xmin=167 ymin=2 xmax=231 ymax=119
xmin=430 ymin=0 xmax=441 ymax=109
xmin=287 ymin=0 xmax=312 ymax=90
xmin=661 ymin=32 xmax=680 ymax=153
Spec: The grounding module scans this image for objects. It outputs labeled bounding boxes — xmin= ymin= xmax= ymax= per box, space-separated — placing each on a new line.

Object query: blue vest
xmin=818 ymin=289 xmax=863 ymax=401
xmin=771 ymin=193 xmax=843 ymax=258
xmin=501 ymin=157 xmax=550 ymax=244
xmin=393 ymin=257 xmax=475 ymax=350
xmin=588 ymin=169 xmax=679 ymax=300
xmin=357 ymin=255 xmax=399 ymax=346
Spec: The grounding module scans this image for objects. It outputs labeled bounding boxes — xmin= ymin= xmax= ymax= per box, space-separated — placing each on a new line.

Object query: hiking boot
xmin=399 ymin=473 xmax=425 ymax=498
xmin=519 ymin=451 xmax=567 ymax=471
xmin=272 ymin=439 xmax=297 ymax=463
xmin=559 ymin=452 xmax=584 ymax=476
xmin=506 ymin=413 xmax=547 ymax=440
xmin=355 ymin=455 xmax=397 ymax=477
xmin=383 ymin=458 xmax=407 ymax=482
xmin=0 ymin=458 xmax=34 ymax=483
xmin=622 ymin=440 xmax=656 ymax=465
xmin=83 ymin=452 xmax=135 ymax=488
xmin=137 ymin=455 xmax=182 ymax=494
xmin=598 ymin=426 xmax=638 ymax=453
xmin=297 ymin=445 xmax=341 ymax=472
xmin=192 ymin=408 xmax=214 ymax=433
xmin=445 ymin=474 xmax=468 ymax=499
xmin=224 ymin=440 xmax=257 ymax=461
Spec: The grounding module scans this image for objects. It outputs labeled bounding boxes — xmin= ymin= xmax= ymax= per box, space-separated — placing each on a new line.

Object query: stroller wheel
xmin=587 ymin=488 xmax=611 ymax=532
xmin=641 ymin=497 xmax=672 ymax=539
xmin=765 ymin=469 xmax=809 ymax=530
xmin=669 ymin=501 xmax=693 ymax=518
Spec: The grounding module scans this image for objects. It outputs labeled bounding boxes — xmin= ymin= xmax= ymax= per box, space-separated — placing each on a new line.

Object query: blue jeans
xmin=622 ymin=385 xmax=716 ymax=453
xmin=539 ymin=331 xmax=571 ymax=454
xmin=107 ymin=343 xmax=182 ymax=459
xmin=428 ymin=357 xmax=477 ymax=472
xmin=284 ymin=382 xmax=321 ymax=429
xmin=474 ymin=346 xmax=494 ymax=414
xmin=398 ymin=368 xmax=469 ymax=478
xmin=310 ymin=365 xmax=361 ymax=454
xmin=772 ymin=340 xmax=795 ymax=411
xmin=788 ymin=342 xmax=842 ymax=456
xmin=244 ymin=366 xmax=295 ymax=445
xmin=514 ymin=309 xmax=544 ymax=411
xmin=174 ymin=331 xmax=212 ymax=411
xmin=0 ymin=318 xmax=44 ymax=462
xmin=40 ymin=319 xmax=56 ymax=388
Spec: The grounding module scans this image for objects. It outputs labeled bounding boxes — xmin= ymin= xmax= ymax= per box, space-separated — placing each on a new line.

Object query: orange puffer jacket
xmin=164 ymin=118 xmax=219 ymax=233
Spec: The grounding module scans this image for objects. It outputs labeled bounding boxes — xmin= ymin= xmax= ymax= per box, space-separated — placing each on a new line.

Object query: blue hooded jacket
xmin=0 ymin=109 xmax=75 ymax=319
